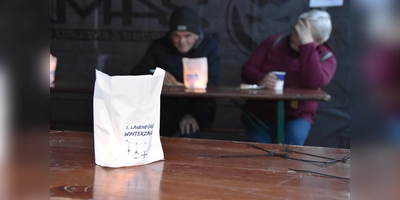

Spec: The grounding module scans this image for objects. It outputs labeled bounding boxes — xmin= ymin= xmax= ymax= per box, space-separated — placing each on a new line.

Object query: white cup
xmin=272 ymin=71 xmax=286 ymax=90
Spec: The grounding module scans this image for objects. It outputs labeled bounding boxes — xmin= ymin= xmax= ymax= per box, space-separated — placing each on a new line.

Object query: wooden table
xmin=162 ymin=85 xmax=330 ymax=100
xmin=50 ymin=131 xmax=349 ymax=199
xmin=162 ymin=86 xmax=331 ymax=143
xmin=51 ymin=82 xmax=331 ymax=143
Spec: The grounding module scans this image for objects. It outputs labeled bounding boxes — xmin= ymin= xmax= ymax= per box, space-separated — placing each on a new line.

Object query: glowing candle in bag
xmin=182 ymin=57 xmax=208 ymax=90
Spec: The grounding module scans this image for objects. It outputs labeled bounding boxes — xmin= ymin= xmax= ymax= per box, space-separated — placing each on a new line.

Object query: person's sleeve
xmin=298 ymin=43 xmax=337 ymax=89
xmin=241 ymin=38 xmax=272 ymax=84
xmin=131 ymin=43 xmax=158 ymax=75
xmin=207 ymin=40 xmax=220 ymax=86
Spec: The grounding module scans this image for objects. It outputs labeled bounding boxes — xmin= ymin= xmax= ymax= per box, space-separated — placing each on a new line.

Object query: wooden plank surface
xmin=50 ymin=131 xmax=349 ymax=199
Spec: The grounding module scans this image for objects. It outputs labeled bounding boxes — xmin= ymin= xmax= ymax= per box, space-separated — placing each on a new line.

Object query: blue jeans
xmin=386 ymin=117 xmax=400 ymax=144
xmin=242 ymin=116 xmax=311 ymax=145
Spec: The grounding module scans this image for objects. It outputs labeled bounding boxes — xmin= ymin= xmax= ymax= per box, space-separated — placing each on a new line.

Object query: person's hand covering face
xmin=291 ymin=19 xmax=315 ymax=51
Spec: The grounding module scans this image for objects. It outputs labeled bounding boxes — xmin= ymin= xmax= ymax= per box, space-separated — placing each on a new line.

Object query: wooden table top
xmin=51 ymin=82 xmax=331 ymax=101
xmin=161 ymin=85 xmax=331 ymax=101
xmin=50 ymin=131 xmax=349 ymax=199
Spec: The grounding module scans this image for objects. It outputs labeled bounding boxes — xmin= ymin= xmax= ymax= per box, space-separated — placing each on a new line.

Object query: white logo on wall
xmin=226 ymin=0 xmax=307 ymax=55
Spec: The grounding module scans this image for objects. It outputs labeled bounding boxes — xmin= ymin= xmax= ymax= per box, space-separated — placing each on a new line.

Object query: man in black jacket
xmin=131 ymin=6 xmax=220 ymax=138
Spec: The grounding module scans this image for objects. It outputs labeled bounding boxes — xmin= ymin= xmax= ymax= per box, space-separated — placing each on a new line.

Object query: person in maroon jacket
xmin=362 ymin=10 xmax=400 ymax=143
xmin=241 ymin=9 xmax=337 ymax=145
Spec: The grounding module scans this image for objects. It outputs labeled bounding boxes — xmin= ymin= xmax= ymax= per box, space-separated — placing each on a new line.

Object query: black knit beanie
xmin=169 ymin=6 xmax=202 ymax=35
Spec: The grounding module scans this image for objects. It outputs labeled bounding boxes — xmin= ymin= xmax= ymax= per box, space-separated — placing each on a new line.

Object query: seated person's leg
xmin=285 ymin=118 xmax=311 ymax=145
xmin=182 ymin=126 xmax=200 ymax=138
xmin=179 ymin=114 xmax=202 ymax=138
xmin=160 ymin=111 xmax=182 ymax=137
xmin=386 ymin=116 xmax=400 ymax=144
xmin=181 ymin=100 xmax=216 ymax=139
xmin=241 ymin=115 xmax=272 ymax=143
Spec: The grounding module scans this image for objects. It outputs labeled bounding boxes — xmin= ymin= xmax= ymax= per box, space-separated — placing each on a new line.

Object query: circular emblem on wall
xmin=225 ymin=0 xmax=307 ymax=56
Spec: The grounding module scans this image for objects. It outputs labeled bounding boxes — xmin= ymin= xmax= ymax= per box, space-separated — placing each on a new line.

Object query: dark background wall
xmin=50 ymin=0 xmax=350 ymax=148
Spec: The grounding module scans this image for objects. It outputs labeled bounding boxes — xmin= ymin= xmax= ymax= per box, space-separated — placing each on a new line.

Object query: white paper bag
xmin=49 ymin=54 xmax=57 ymax=85
xmin=93 ymin=68 xmax=165 ymax=168
xmin=182 ymin=57 xmax=208 ymax=89
xmin=0 ymin=68 xmax=9 ymax=165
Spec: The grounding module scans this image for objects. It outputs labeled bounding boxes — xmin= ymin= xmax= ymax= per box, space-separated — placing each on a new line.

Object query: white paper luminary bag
xmin=182 ymin=57 xmax=208 ymax=89
xmin=93 ymin=68 xmax=165 ymax=168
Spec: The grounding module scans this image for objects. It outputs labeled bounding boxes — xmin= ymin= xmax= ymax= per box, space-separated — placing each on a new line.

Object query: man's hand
xmin=259 ymin=72 xmax=277 ymax=89
xmin=164 ymin=72 xmax=184 ymax=86
xmin=294 ymin=19 xmax=314 ymax=45
xmin=179 ymin=114 xmax=199 ymax=135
